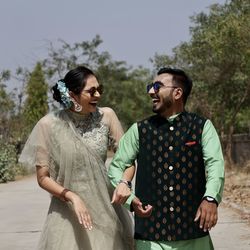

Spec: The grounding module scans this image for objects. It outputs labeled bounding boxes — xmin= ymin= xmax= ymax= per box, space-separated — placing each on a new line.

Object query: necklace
xmin=66 ymin=109 xmax=100 ymax=136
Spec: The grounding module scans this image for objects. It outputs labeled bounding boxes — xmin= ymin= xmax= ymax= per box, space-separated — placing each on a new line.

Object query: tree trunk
xmin=224 ymin=125 xmax=234 ymax=168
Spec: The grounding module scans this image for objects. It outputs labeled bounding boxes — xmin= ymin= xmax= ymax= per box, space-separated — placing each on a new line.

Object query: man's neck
xmin=159 ymin=106 xmax=184 ymax=119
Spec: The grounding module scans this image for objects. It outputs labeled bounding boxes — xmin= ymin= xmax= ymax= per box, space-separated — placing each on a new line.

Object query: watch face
xmin=206 ymin=197 xmax=214 ymax=201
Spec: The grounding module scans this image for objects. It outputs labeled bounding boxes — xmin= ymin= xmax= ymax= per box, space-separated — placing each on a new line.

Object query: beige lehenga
xmin=19 ymin=108 xmax=134 ymax=250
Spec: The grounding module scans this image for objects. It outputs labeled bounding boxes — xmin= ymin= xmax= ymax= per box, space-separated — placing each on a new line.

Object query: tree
xmin=22 ymin=62 xmax=48 ymax=134
xmin=98 ymin=65 xmax=153 ymax=128
xmin=43 ymin=35 xmax=105 ymax=81
xmin=0 ymin=70 xmax=19 ymax=182
xmin=150 ymin=0 xmax=250 ymax=165
xmin=0 ymin=70 xmax=15 ymax=139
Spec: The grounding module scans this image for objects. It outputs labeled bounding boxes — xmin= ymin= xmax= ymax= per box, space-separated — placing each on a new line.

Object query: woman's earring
xmin=71 ymin=99 xmax=82 ymax=112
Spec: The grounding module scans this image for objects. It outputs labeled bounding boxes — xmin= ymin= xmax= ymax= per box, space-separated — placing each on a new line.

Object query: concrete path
xmin=0 ymin=176 xmax=250 ymax=250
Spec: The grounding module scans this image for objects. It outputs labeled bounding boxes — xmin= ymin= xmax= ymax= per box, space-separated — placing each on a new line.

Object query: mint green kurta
xmin=108 ymin=115 xmax=224 ymax=250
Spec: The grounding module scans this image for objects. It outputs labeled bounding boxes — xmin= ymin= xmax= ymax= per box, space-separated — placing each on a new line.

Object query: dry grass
xmin=223 ymin=164 xmax=250 ymax=222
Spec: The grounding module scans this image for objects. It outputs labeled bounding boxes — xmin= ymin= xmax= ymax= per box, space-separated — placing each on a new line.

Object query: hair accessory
xmin=57 ymin=80 xmax=72 ymax=108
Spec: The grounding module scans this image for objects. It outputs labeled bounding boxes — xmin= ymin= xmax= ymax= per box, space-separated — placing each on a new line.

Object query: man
xmin=108 ymin=67 xmax=224 ymax=250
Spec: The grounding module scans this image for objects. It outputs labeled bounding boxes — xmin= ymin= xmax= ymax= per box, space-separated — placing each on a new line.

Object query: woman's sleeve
xmin=104 ymin=107 xmax=124 ymax=152
xmin=19 ymin=115 xmax=52 ymax=170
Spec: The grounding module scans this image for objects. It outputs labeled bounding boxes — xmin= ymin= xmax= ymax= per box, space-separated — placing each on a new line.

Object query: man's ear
xmin=174 ymin=87 xmax=183 ymax=101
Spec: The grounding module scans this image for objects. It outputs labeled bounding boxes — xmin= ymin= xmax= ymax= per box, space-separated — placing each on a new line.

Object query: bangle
xmin=60 ymin=188 xmax=70 ymax=202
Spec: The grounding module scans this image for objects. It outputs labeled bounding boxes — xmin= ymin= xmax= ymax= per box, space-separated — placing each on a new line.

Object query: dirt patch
xmin=222 ymin=168 xmax=250 ymax=223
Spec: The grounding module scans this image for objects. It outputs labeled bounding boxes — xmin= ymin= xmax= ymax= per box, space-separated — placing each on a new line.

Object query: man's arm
xmin=195 ymin=119 xmax=225 ymax=232
xmin=202 ymin=119 xmax=225 ymax=203
xmin=108 ymin=123 xmax=139 ymax=209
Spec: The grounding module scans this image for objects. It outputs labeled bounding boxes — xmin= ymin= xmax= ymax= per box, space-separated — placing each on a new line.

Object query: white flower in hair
xmin=57 ymin=81 xmax=72 ymax=108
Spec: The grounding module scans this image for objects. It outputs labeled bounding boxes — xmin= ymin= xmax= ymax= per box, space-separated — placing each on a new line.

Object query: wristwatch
xmin=118 ymin=179 xmax=132 ymax=190
xmin=203 ymin=196 xmax=218 ymax=206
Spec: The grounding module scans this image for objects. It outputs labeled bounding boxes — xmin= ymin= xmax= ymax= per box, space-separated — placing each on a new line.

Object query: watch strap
xmin=203 ymin=196 xmax=218 ymax=206
xmin=118 ymin=179 xmax=132 ymax=190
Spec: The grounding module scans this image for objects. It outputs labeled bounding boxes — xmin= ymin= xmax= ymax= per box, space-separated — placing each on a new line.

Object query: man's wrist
xmin=203 ymin=196 xmax=218 ymax=206
xmin=118 ymin=179 xmax=132 ymax=190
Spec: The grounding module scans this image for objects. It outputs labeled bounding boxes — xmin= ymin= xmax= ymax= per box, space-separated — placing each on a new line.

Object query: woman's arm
xmin=36 ymin=166 xmax=92 ymax=230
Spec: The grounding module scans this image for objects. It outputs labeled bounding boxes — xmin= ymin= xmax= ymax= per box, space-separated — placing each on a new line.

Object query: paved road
xmin=0 ymin=176 xmax=250 ymax=250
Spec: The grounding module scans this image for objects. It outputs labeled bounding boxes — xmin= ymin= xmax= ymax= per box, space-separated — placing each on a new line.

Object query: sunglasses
xmin=82 ymin=85 xmax=104 ymax=97
xmin=146 ymin=81 xmax=177 ymax=93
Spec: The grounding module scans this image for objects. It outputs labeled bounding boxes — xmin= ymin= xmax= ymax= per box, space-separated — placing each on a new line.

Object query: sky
xmin=1 ymin=0 xmax=227 ymax=89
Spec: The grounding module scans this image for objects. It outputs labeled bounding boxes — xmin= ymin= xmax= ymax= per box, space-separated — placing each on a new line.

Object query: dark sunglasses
xmin=82 ymin=85 xmax=104 ymax=97
xmin=146 ymin=81 xmax=177 ymax=93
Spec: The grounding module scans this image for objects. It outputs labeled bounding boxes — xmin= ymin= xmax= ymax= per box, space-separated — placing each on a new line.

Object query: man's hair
xmin=157 ymin=67 xmax=192 ymax=104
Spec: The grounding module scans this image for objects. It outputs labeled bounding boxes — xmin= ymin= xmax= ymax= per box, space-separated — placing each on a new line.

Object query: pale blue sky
xmin=1 ymin=0 xmax=226 ymax=83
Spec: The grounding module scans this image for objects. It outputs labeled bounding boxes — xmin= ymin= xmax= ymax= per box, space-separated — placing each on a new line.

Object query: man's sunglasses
xmin=146 ymin=81 xmax=177 ymax=93
xmin=82 ymin=85 xmax=104 ymax=97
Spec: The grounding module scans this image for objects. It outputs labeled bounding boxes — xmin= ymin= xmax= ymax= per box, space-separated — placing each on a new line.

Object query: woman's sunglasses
xmin=82 ymin=85 xmax=104 ymax=97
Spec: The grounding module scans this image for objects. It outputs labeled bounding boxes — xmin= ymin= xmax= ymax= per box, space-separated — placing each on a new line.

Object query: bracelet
xmin=60 ymin=188 xmax=70 ymax=202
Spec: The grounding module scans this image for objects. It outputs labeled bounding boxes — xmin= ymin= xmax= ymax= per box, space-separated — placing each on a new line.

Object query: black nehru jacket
xmin=135 ymin=111 xmax=208 ymax=241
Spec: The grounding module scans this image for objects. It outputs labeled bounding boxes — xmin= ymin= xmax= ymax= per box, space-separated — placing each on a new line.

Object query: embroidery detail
xmin=185 ymin=141 xmax=196 ymax=146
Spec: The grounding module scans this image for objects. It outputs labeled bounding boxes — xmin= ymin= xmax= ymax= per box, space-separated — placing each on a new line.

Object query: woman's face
xmin=72 ymin=75 xmax=102 ymax=114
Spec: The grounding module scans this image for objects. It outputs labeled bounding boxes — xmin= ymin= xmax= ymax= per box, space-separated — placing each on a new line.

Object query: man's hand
xmin=194 ymin=200 xmax=218 ymax=232
xmin=111 ymin=182 xmax=131 ymax=204
xmin=132 ymin=197 xmax=153 ymax=217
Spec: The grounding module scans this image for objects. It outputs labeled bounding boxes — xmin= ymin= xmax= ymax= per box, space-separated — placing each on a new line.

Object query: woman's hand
xmin=69 ymin=193 xmax=93 ymax=230
xmin=36 ymin=166 xmax=93 ymax=230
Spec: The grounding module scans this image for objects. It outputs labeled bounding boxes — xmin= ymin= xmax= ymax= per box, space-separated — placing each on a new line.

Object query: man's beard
xmin=152 ymin=98 xmax=173 ymax=114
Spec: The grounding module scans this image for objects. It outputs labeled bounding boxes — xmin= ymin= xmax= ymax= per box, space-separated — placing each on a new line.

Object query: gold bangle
xmin=60 ymin=188 xmax=70 ymax=202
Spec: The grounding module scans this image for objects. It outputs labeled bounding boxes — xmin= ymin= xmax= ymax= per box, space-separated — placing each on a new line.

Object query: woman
xmin=19 ymin=66 xmax=134 ymax=250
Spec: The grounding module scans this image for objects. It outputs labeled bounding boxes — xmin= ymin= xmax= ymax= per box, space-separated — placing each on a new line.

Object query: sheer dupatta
xmin=19 ymin=110 xmax=133 ymax=250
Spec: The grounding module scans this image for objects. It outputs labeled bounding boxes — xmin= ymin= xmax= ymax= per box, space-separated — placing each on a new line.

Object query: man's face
xmin=148 ymin=73 xmax=177 ymax=115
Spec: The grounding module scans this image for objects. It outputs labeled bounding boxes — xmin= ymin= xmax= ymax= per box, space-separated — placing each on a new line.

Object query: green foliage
xmin=43 ymin=35 xmax=105 ymax=80
xmin=22 ymin=62 xmax=48 ymax=133
xmin=0 ymin=72 xmax=15 ymax=141
xmin=0 ymin=70 xmax=14 ymax=116
xmin=0 ymin=84 xmax=15 ymax=116
xmin=0 ymin=142 xmax=16 ymax=182
xmin=188 ymin=0 xmax=250 ymax=135
xmin=151 ymin=0 xmax=250 ymax=136
xmin=98 ymin=65 xmax=153 ymax=128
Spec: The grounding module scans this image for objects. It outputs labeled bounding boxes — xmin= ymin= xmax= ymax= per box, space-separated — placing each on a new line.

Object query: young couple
xmin=20 ymin=66 xmax=224 ymax=250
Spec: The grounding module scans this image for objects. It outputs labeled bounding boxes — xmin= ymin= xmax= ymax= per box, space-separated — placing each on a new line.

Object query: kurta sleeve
xmin=108 ymin=123 xmax=139 ymax=209
xmin=202 ymin=119 xmax=225 ymax=204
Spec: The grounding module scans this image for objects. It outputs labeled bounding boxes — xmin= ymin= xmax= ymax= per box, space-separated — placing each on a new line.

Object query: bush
xmin=0 ymin=143 xmax=17 ymax=182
